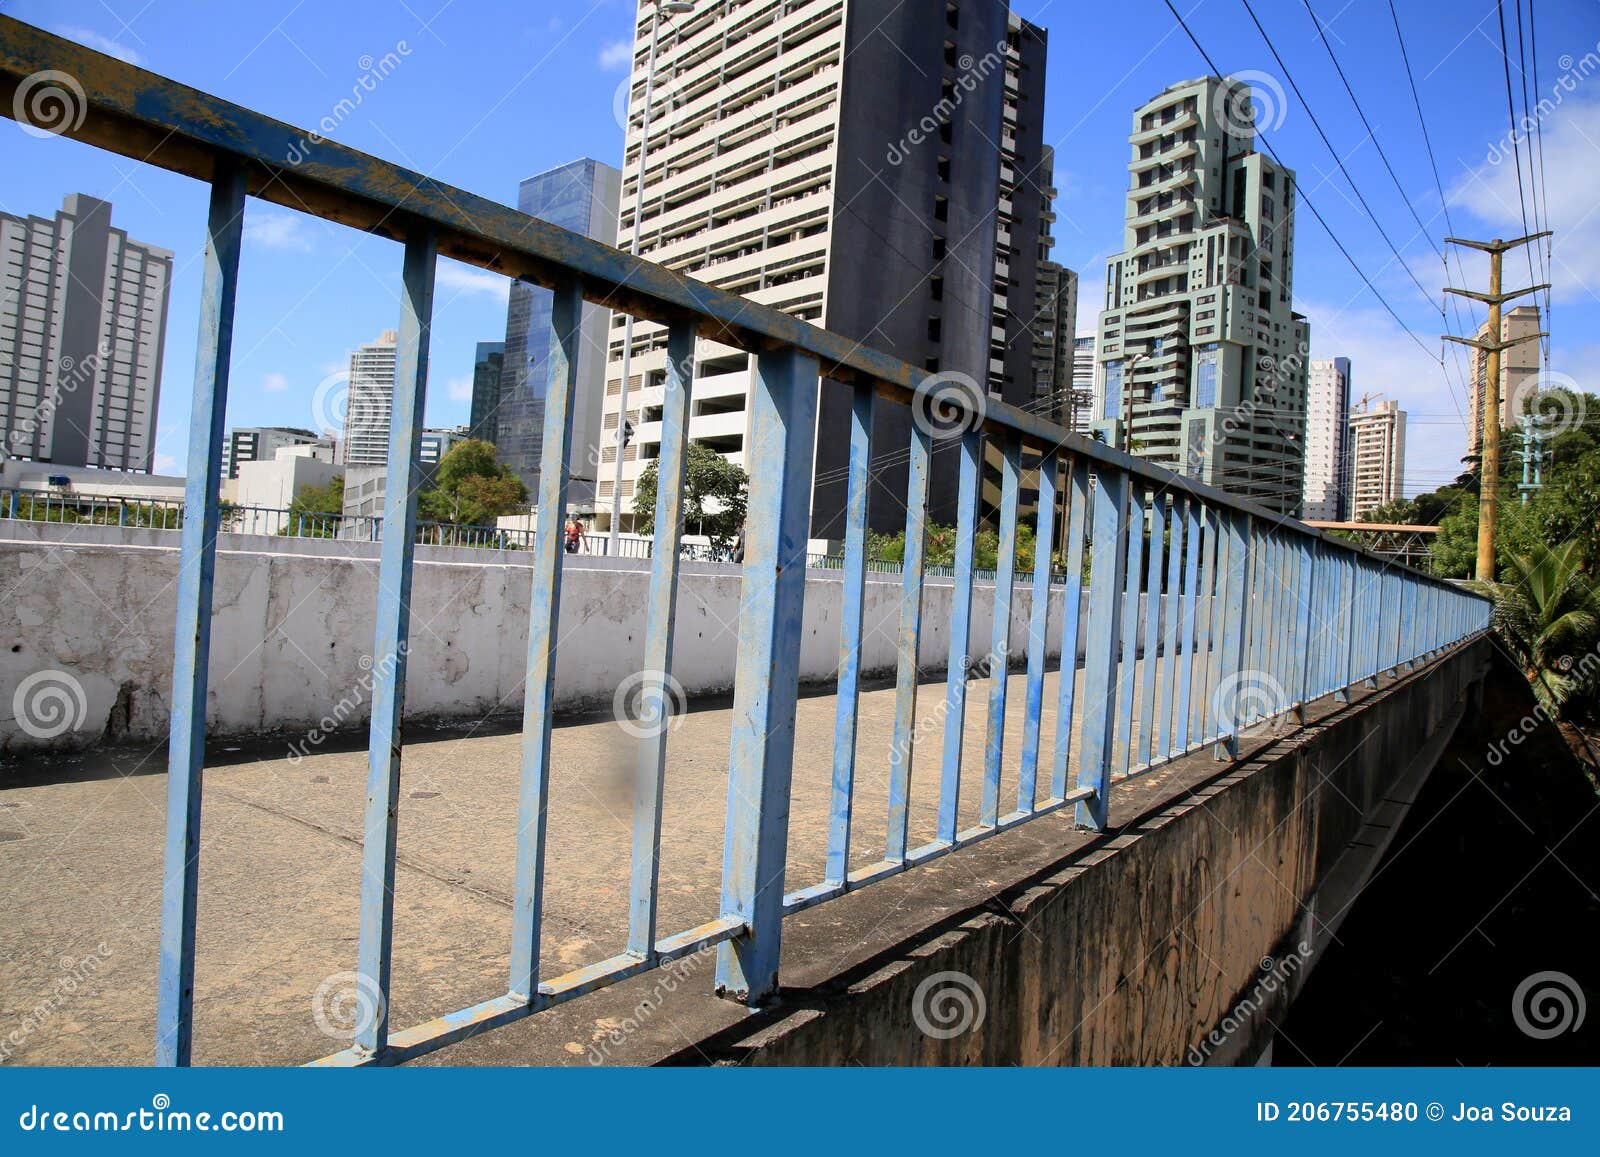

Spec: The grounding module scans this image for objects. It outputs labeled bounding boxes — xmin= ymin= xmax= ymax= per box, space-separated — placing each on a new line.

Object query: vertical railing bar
xmin=155 ymin=164 xmax=246 ymax=1068
xmin=1016 ymin=447 xmax=1058 ymax=813
xmin=1074 ymin=466 xmax=1129 ymax=830
xmin=1111 ymin=484 xmax=1146 ymax=779
xmin=1049 ymin=457 xmax=1091 ymax=802
xmin=715 ymin=347 xmax=819 ymax=1004
xmin=1157 ymin=495 xmax=1185 ymax=761
xmin=353 ymin=226 xmax=437 ymax=1056
xmin=936 ymin=431 xmax=982 ymax=845
xmin=1214 ymin=510 xmax=1251 ymax=758
xmin=1174 ymin=497 xmax=1202 ymax=753
xmin=824 ymin=378 xmax=875 ymax=886
xmin=884 ymin=425 xmax=932 ymax=864
xmin=508 ymin=277 xmax=585 ymax=1003
xmin=627 ymin=320 xmax=697 ymax=956
xmin=1197 ymin=505 xmax=1223 ymax=743
xmin=981 ymin=433 xmax=1022 ymax=827
xmin=1293 ymin=539 xmax=1316 ymax=721
xmin=1136 ymin=493 xmax=1164 ymax=769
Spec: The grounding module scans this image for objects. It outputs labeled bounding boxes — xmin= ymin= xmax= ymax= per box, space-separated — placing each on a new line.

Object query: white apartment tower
xmin=342 ymin=330 xmax=398 ymax=467
xmin=0 ymin=194 xmax=172 ymax=472
xmin=1093 ymin=77 xmax=1310 ymax=515
xmin=603 ymin=0 xmax=1051 ymax=536
xmin=1347 ymin=398 xmax=1405 ymax=519
xmin=1468 ymin=303 xmax=1541 ymax=457
xmin=1302 ymin=357 xmax=1350 ymax=521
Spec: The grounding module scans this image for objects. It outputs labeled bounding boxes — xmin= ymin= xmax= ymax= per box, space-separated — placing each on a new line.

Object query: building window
xmin=1194 ymin=350 xmax=1219 ymax=408
xmin=1103 ymin=362 xmax=1123 ymax=421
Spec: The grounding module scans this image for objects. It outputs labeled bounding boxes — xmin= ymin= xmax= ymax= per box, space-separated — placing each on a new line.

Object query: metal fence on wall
xmin=0 ymin=20 xmax=1493 ymax=1069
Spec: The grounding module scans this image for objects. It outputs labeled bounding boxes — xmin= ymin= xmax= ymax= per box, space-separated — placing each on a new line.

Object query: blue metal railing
xmin=0 ymin=19 xmax=1494 ymax=1068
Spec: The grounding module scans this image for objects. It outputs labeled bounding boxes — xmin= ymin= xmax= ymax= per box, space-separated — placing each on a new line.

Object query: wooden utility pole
xmin=1442 ymin=233 xmax=1550 ymax=582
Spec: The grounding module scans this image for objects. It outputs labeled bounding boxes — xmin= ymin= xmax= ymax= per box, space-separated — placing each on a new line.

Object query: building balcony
xmin=1130 ymin=110 xmax=1198 ymax=145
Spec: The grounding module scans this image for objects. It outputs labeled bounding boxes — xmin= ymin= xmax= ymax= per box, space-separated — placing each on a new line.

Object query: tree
xmin=419 ymin=439 xmax=528 ymax=527
xmin=1489 ymin=540 xmax=1600 ymax=759
xmin=1359 ymin=498 xmax=1419 ymax=525
xmin=281 ymin=475 xmax=344 ymax=536
xmin=866 ymin=520 xmax=1037 ymax=572
xmin=631 ymin=441 xmax=748 ymax=550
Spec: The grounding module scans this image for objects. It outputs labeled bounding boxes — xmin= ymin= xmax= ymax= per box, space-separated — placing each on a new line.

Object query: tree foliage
xmin=632 ymin=441 xmax=749 ymax=549
xmin=418 ymin=439 xmax=528 ymax=527
xmin=868 ymin=520 xmax=1038 ymax=572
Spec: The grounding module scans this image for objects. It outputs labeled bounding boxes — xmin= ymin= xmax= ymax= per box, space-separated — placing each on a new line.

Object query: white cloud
xmin=154 ymin=453 xmax=178 ymax=474
xmin=598 ymin=39 xmax=633 ymax=70
xmin=263 ymin=372 xmax=289 ymax=393
xmin=447 ymin=376 xmax=473 ymax=402
xmin=56 ymin=25 xmax=142 ymax=65
xmin=435 ymin=260 xmax=510 ymax=301
xmin=1450 ymin=91 xmax=1600 ymax=306
xmin=244 ymin=210 xmax=313 ymax=252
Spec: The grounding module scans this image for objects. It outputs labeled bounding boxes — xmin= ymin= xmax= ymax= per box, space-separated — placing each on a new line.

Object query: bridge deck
xmin=2 ymin=659 xmax=1173 ymax=1066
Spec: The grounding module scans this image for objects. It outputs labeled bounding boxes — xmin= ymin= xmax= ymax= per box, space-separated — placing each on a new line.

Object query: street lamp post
xmin=608 ymin=0 xmax=694 ymax=556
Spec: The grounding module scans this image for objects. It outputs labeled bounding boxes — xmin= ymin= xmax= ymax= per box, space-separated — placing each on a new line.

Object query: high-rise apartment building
xmin=1032 ymin=260 xmax=1075 ymax=423
xmin=1302 ymin=357 xmax=1350 ymax=521
xmin=1468 ymin=303 xmax=1541 ymax=457
xmin=0 ymin=194 xmax=172 ymax=472
xmin=225 ymin=426 xmax=322 ymax=480
xmin=499 ymin=158 xmax=620 ymax=504
xmin=1093 ymin=77 xmax=1310 ymax=514
xmin=1347 ymin=397 xmax=1405 ymax=519
xmin=341 ymin=330 xmax=398 ymax=467
xmin=603 ymin=0 xmax=1050 ymax=536
xmin=1070 ymin=336 xmax=1096 ymax=433
xmin=468 ymin=341 xmax=504 ymax=446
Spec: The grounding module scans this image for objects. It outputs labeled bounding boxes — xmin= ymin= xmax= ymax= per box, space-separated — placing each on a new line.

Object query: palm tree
xmin=1488 ymin=539 xmax=1599 ymax=766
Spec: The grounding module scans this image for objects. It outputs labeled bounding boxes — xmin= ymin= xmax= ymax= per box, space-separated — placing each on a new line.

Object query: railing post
xmin=715 ymin=346 xmax=819 ymax=1004
xmin=1074 ymin=466 xmax=1129 ymax=831
xmin=351 ymin=227 xmax=436 ymax=1057
xmin=1214 ymin=510 xmax=1252 ymax=759
xmin=508 ymin=278 xmax=585 ymax=1003
xmin=155 ymin=163 xmax=245 ymax=1067
xmin=1293 ymin=538 xmax=1316 ymax=722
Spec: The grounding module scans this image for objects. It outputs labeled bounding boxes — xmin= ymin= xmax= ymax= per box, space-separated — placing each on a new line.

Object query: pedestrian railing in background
xmin=0 ymin=20 xmax=1494 ymax=1069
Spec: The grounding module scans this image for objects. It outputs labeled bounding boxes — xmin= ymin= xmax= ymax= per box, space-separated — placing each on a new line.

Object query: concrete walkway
xmin=0 ymin=656 xmax=1200 ymax=1066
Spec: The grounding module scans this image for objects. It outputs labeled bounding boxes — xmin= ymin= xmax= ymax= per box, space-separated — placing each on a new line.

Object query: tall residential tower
xmin=0 ymin=194 xmax=172 ymax=472
xmin=1302 ymin=357 xmax=1350 ymax=521
xmin=1347 ymin=397 xmax=1405 ymax=519
xmin=1093 ymin=77 xmax=1310 ymax=514
xmin=602 ymin=0 xmax=1051 ymax=536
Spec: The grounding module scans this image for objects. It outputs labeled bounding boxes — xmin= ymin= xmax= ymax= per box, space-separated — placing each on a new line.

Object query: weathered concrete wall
xmin=3 ymin=522 xmax=1167 ymax=754
xmin=657 ymin=640 xmax=1488 ymax=1067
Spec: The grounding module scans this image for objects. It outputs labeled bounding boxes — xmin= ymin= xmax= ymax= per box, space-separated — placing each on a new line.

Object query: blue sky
xmin=2 ymin=0 xmax=1597 ymax=497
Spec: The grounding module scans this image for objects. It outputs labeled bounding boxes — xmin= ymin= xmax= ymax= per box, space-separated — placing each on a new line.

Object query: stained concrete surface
xmin=1 ymin=656 xmax=1197 ymax=1065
